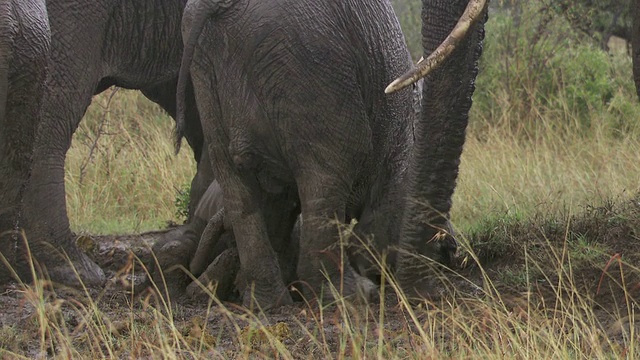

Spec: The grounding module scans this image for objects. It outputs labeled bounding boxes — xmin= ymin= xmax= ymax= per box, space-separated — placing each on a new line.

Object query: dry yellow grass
xmin=454 ymin=126 xmax=640 ymax=229
xmin=1 ymin=228 xmax=639 ymax=359
xmin=64 ymin=86 xmax=640 ymax=236
xmin=65 ymin=88 xmax=196 ymax=234
xmin=16 ymin=2 xmax=638 ymax=357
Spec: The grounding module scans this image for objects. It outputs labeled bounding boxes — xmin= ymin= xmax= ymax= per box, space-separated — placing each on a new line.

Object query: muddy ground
xmin=1 ymin=199 xmax=640 ymax=358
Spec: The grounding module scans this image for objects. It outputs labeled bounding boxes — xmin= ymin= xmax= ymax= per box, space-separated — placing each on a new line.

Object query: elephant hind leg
xmin=224 ymin=175 xmax=293 ymax=310
xmin=295 ymin=174 xmax=376 ymax=303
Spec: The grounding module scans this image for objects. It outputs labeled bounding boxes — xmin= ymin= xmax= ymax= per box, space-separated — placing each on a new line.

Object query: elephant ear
xmin=394 ymin=0 xmax=488 ymax=300
xmin=633 ymin=0 xmax=640 ymax=100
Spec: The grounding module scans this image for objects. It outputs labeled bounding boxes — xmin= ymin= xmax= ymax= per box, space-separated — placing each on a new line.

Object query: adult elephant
xmin=155 ymin=79 xmax=425 ymax=300
xmin=12 ymin=0 xmax=214 ymax=286
xmin=176 ymin=0 xmax=487 ymax=308
xmin=0 ymin=0 xmax=50 ymax=283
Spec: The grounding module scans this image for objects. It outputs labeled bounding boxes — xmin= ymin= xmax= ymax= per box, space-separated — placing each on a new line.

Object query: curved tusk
xmin=385 ymin=0 xmax=488 ymax=94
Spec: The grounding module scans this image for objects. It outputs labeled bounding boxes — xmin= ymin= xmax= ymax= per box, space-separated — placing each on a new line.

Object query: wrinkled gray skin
xmin=178 ymin=0 xmax=415 ymax=308
xmin=151 ymin=180 xmax=229 ymax=297
xmin=152 ymin=180 xmax=299 ymax=301
xmin=157 ymin=80 xmax=423 ymax=300
xmin=12 ymin=0 xmax=215 ymax=286
xmin=177 ymin=0 xmax=487 ymax=308
xmin=0 ymin=0 xmax=50 ymax=283
xmin=395 ymin=0 xmax=487 ymax=299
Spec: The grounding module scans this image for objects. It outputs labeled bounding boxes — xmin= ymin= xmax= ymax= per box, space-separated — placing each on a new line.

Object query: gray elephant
xmin=0 ymin=0 xmax=50 ymax=283
xmin=176 ymin=0 xmax=416 ymax=308
xmin=7 ymin=0 xmax=217 ymax=286
xmin=152 ymin=76 xmax=425 ymax=301
xmin=177 ymin=0 xmax=487 ymax=308
xmin=151 ymin=179 xmax=300 ymax=301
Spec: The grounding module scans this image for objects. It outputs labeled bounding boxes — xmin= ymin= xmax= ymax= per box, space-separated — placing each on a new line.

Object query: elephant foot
xmin=237 ymin=271 xmax=293 ymax=311
xmin=41 ymin=249 xmax=105 ymax=288
xmin=297 ymin=259 xmax=377 ymax=304
xmin=150 ymin=229 xmax=198 ymax=300
xmin=395 ymin=270 xmax=444 ymax=303
xmin=186 ymin=247 xmax=240 ymax=302
xmin=394 ymin=254 xmax=459 ymax=304
xmin=241 ymin=283 xmax=293 ymax=311
xmin=338 ymin=269 xmax=378 ymax=303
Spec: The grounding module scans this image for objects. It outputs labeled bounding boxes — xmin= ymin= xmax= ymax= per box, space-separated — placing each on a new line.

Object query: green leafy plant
xmin=175 ymin=184 xmax=191 ymax=222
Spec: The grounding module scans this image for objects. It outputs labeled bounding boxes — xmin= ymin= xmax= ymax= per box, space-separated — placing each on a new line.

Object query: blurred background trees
xmin=392 ymin=0 xmax=633 ymax=57
xmin=392 ymin=0 xmax=639 ymax=139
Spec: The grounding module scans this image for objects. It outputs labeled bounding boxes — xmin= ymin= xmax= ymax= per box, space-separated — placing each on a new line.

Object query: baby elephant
xmin=151 ymin=180 xmax=230 ymax=298
xmin=151 ymin=180 xmax=299 ymax=302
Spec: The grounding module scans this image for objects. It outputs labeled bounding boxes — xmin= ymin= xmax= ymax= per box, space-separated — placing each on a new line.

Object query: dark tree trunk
xmin=396 ymin=0 xmax=487 ymax=297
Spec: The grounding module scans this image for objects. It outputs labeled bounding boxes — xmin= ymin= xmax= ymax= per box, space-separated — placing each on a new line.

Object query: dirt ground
xmin=1 ymin=199 xmax=640 ymax=358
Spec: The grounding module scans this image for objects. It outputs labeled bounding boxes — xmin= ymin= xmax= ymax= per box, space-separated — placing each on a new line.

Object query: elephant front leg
xmin=21 ymin=145 xmax=105 ymax=287
xmin=20 ymin=73 xmax=104 ymax=287
xmin=0 ymin=103 xmax=36 ymax=281
xmin=0 ymin=115 xmax=33 ymax=283
xmin=0 ymin=38 xmax=50 ymax=283
xmin=149 ymin=218 xmax=204 ymax=299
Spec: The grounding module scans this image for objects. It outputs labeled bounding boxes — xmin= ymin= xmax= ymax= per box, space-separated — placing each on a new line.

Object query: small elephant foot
xmin=395 ymin=272 xmax=444 ymax=304
xmin=150 ymin=231 xmax=198 ymax=300
xmin=394 ymin=256 xmax=460 ymax=304
xmin=241 ymin=283 xmax=293 ymax=311
xmin=45 ymin=251 xmax=106 ymax=288
xmin=186 ymin=247 xmax=240 ymax=302
xmin=236 ymin=271 xmax=293 ymax=311
xmin=298 ymin=260 xmax=377 ymax=304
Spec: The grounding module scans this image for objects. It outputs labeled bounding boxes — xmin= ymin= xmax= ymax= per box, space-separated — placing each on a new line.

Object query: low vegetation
xmin=2 ymin=0 xmax=638 ymax=357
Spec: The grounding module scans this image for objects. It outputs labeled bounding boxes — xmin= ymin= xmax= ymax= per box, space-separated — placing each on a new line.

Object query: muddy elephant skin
xmin=0 ymin=0 xmax=50 ymax=283
xmin=178 ymin=0 xmax=416 ymax=308
xmin=13 ymin=0 xmax=215 ymax=286
xmin=178 ymin=0 xmax=489 ymax=307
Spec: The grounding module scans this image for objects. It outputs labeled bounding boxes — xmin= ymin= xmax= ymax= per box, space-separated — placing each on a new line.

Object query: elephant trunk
xmin=632 ymin=0 xmax=640 ymax=100
xmin=395 ymin=0 xmax=488 ymax=298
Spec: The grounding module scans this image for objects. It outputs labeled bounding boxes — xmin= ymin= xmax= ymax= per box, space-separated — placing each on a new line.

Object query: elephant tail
xmin=175 ymin=0 xmax=235 ymax=154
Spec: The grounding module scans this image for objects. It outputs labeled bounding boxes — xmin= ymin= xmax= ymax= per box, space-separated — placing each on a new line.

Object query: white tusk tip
xmin=385 ymin=80 xmax=401 ymax=94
